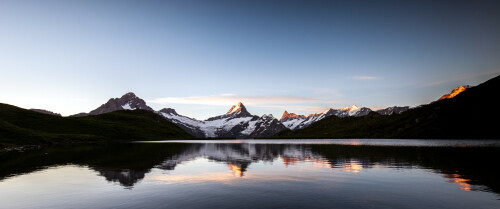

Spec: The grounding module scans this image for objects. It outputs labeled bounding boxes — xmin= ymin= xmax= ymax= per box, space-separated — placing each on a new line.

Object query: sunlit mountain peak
xmin=342 ymin=105 xmax=360 ymax=112
xmin=226 ymin=102 xmax=246 ymax=114
xmin=280 ymin=110 xmax=306 ymax=120
xmin=439 ymin=86 xmax=470 ymax=100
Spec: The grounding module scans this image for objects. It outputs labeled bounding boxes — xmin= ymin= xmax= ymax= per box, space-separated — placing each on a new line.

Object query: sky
xmin=1 ymin=0 xmax=500 ymax=119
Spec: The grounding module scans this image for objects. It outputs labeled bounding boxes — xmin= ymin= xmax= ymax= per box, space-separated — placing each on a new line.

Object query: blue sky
xmin=1 ymin=0 xmax=500 ymax=119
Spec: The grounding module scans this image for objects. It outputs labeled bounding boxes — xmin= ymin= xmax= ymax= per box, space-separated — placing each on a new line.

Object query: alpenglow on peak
xmin=226 ymin=102 xmax=246 ymax=114
xmin=341 ymin=105 xmax=360 ymax=112
xmin=280 ymin=111 xmax=306 ymax=121
xmin=438 ymin=85 xmax=470 ymax=100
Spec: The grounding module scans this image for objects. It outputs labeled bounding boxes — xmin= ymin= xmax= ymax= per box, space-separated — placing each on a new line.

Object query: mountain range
xmin=279 ymin=105 xmax=408 ymax=130
xmin=66 ymin=95 xmax=288 ymax=138
xmin=60 ymin=92 xmax=410 ymax=138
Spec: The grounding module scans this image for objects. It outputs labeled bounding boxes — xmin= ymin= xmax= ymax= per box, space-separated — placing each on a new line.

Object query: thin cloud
xmin=148 ymin=94 xmax=321 ymax=106
xmin=351 ymin=76 xmax=378 ymax=80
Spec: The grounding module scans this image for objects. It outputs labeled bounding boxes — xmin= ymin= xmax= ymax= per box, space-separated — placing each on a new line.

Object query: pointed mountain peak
xmin=86 ymin=92 xmax=153 ymax=115
xmin=280 ymin=110 xmax=290 ymax=120
xmin=226 ymin=102 xmax=248 ymax=115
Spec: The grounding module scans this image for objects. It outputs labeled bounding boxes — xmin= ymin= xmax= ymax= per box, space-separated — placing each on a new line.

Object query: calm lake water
xmin=1 ymin=139 xmax=499 ymax=209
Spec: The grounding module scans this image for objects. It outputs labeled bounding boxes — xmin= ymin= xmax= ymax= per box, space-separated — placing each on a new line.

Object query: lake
xmin=1 ymin=139 xmax=499 ymax=209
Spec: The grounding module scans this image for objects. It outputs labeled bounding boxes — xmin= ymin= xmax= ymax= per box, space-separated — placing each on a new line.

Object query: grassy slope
xmin=274 ymin=75 xmax=500 ymax=139
xmin=0 ymin=104 xmax=192 ymax=147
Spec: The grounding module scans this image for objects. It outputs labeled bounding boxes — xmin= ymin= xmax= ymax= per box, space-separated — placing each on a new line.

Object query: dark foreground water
xmin=1 ymin=139 xmax=499 ymax=209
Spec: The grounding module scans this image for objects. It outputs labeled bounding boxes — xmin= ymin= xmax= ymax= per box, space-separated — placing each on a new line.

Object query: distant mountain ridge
xmin=280 ymin=105 xmax=409 ymax=130
xmin=375 ymin=106 xmax=410 ymax=115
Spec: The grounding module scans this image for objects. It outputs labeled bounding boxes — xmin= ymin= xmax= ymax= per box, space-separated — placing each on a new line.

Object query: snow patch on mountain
xmin=282 ymin=118 xmax=304 ymax=130
xmin=122 ymin=103 xmax=132 ymax=110
xmin=241 ymin=120 xmax=258 ymax=135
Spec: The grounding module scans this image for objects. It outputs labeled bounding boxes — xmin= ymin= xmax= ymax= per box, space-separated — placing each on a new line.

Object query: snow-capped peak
xmin=342 ymin=105 xmax=359 ymax=112
xmin=226 ymin=102 xmax=246 ymax=114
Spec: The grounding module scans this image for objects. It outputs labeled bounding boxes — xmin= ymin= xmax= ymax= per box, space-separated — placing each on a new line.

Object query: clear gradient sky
xmin=1 ymin=0 xmax=500 ymax=119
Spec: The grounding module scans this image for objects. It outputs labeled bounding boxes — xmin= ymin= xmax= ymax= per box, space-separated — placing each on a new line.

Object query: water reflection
xmin=93 ymin=168 xmax=147 ymax=187
xmin=343 ymin=161 xmax=363 ymax=173
xmin=444 ymin=174 xmax=472 ymax=191
xmin=0 ymin=142 xmax=498 ymax=196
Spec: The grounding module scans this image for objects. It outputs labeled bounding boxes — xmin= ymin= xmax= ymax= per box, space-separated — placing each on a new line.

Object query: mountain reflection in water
xmin=1 ymin=141 xmax=498 ymax=197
